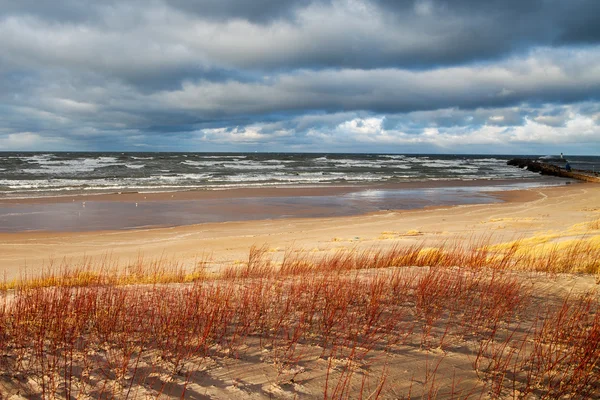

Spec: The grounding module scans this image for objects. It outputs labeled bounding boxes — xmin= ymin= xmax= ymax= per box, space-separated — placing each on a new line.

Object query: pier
xmin=507 ymin=158 xmax=600 ymax=183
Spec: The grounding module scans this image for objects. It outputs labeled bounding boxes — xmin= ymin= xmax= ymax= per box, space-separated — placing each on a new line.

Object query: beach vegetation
xmin=0 ymin=235 xmax=599 ymax=398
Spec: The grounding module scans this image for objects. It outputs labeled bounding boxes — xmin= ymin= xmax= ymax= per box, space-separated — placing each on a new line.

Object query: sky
xmin=0 ymin=0 xmax=599 ymax=154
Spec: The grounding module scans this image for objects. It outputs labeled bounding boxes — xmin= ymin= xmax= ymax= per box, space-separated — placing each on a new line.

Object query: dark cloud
xmin=363 ymin=0 xmax=600 ymax=68
xmin=0 ymin=1 xmax=116 ymax=23
xmin=375 ymin=0 xmax=600 ymax=45
xmin=0 ymin=0 xmax=329 ymax=27
xmin=164 ymin=0 xmax=327 ymax=23
xmin=148 ymin=49 xmax=600 ymax=120
xmin=1 ymin=0 xmax=599 ymax=73
xmin=551 ymin=0 xmax=600 ymax=44
xmin=0 ymin=0 xmax=599 ymax=152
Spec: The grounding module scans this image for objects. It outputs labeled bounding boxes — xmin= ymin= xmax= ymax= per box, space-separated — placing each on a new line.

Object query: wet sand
xmin=0 ymin=181 xmax=598 ymax=280
xmin=0 ymin=179 xmax=571 ymax=232
xmin=0 ymin=178 xmax=566 ymax=205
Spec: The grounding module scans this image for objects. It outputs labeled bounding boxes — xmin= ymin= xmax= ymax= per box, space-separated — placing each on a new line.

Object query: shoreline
xmin=0 ymin=176 xmax=571 ymax=204
xmin=0 ymin=178 xmax=576 ymax=233
xmin=0 ymin=182 xmax=598 ymax=280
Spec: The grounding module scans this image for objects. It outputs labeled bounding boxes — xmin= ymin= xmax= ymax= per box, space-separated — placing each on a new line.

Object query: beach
xmin=3 ymin=0 xmax=600 ymax=394
xmin=0 ymin=181 xmax=597 ymax=279
xmin=1 ymin=180 xmax=600 ymax=398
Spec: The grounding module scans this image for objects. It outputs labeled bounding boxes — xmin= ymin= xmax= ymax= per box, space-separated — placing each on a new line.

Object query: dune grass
xmin=0 ymin=236 xmax=599 ymax=398
xmin=4 ymin=233 xmax=599 ymax=291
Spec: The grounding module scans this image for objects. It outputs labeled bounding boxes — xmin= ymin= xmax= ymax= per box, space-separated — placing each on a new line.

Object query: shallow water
xmin=0 ymin=181 xmax=573 ymax=232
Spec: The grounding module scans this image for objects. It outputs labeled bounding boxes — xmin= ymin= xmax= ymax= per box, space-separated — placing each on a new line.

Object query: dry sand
xmin=0 ymin=182 xmax=598 ymax=279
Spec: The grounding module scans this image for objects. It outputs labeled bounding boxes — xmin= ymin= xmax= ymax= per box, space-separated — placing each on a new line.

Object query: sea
xmin=1 ymin=153 xmax=597 ymax=231
xmin=1 ymin=152 xmax=597 ymax=199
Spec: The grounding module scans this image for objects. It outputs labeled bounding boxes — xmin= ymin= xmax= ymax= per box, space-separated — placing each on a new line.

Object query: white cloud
xmin=337 ymin=117 xmax=385 ymax=136
xmin=0 ymin=132 xmax=69 ymax=150
xmin=509 ymin=114 xmax=600 ymax=144
xmin=199 ymin=125 xmax=293 ymax=144
xmin=199 ymin=104 xmax=599 ymax=152
xmin=51 ymin=98 xmax=99 ymax=113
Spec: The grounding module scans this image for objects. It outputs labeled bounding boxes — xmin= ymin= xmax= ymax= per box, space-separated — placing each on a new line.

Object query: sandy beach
xmin=3 ymin=0 xmax=599 ymax=395
xmin=1 ymin=182 xmax=599 ymax=398
xmin=0 ymin=181 xmax=597 ymax=280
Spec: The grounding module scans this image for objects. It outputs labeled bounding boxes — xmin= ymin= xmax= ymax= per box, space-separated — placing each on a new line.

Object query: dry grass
xmin=0 ymin=254 xmax=211 ymax=291
xmin=0 ymin=236 xmax=599 ymax=398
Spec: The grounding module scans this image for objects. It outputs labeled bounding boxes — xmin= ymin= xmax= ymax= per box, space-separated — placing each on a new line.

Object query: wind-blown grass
xmin=0 ymin=236 xmax=599 ymax=398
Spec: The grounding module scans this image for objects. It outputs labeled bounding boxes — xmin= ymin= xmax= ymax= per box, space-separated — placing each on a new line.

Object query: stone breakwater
xmin=507 ymin=158 xmax=600 ymax=183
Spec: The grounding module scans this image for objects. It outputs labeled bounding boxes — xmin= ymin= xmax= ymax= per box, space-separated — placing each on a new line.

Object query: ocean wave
xmin=156 ymin=173 xmax=211 ymax=182
xmin=22 ymin=156 xmax=123 ymax=174
xmin=200 ymin=155 xmax=246 ymax=159
xmin=131 ymin=156 xmax=154 ymax=160
xmin=420 ymin=160 xmax=476 ymax=168
xmin=1 ymin=152 xmax=590 ymax=199
xmin=182 ymin=159 xmax=285 ymax=170
xmin=181 ymin=160 xmax=217 ymax=167
xmin=328 ymin=160 xmax=383 ymax=168
xmin=223 ymin=162 xmax=286 ymax=170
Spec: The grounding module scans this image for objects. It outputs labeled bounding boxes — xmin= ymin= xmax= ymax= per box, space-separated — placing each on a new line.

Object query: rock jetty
xmin=507 ymin=158 xmax=600 ymax=183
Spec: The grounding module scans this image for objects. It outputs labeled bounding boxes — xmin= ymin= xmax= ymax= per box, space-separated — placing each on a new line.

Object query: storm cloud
xmin=0 ymin=0 xmax=599 ymax=153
